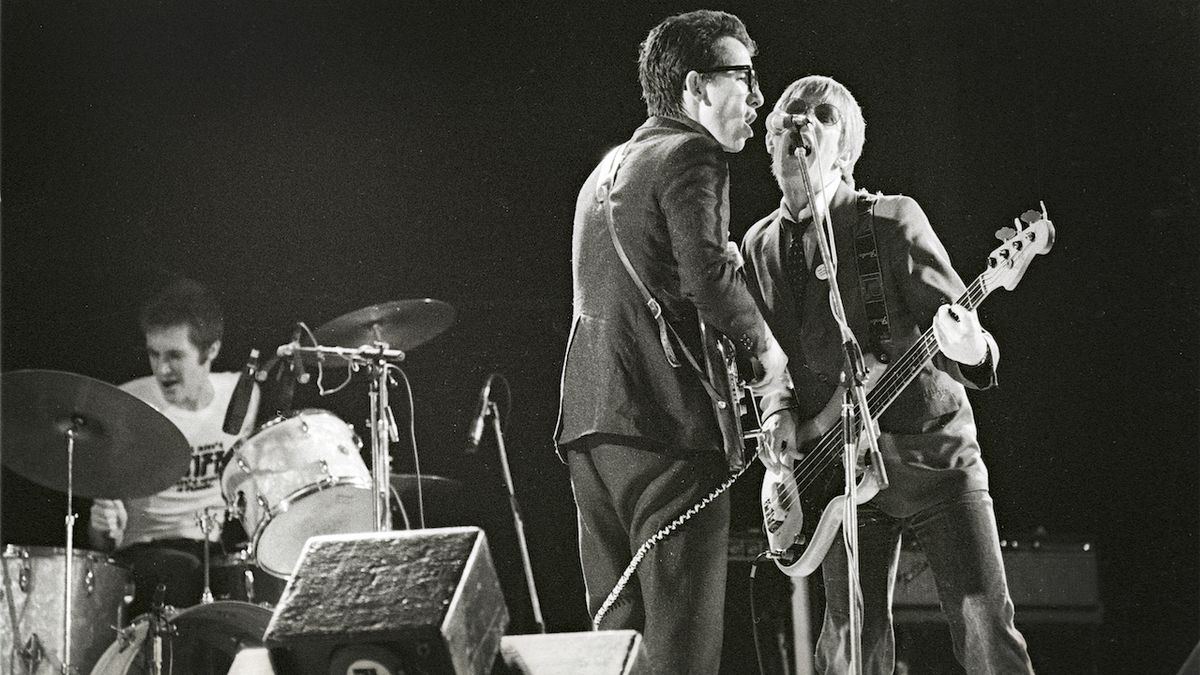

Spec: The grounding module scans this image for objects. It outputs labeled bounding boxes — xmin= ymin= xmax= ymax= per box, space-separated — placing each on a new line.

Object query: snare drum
xmin=0 ymin=545 xmax=131 ymax=675
xmin=90 ymin=601 xmax=271 ymax=674
xmin=221 ymin=409 xmax=374 ymax=577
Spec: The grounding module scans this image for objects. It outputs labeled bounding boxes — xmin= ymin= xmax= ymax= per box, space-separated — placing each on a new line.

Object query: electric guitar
xmin=762 ymin=206 xmax=1055 ymax=577
xmin=700 ymin=321 xmax=762 ymax=472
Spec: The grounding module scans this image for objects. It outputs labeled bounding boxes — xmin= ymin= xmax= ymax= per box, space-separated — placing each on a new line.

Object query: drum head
xmin=255 ymin=482 xmax=374 ymax=577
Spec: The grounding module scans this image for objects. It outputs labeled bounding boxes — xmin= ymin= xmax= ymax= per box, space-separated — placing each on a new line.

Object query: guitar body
xmin=700 ymin=320 xmax=755 ymax=472
xmin=761 ymin=359 xmax=886 ymax=577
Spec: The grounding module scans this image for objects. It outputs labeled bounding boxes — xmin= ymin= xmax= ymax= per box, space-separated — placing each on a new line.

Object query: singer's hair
xmin=638 ymin=10 xmax=756 ymax=119
xmin=771 ymin=75 xmax=866 ymax=186
xmin=139 ymin=278 xmax=225 ymax=354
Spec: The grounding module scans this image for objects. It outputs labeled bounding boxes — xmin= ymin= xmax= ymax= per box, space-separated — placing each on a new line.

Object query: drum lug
xmin=300 ymin=420 xmax=310 ymax=434
xmin=18 ymin=550 xmax=30 ymax=593
xmin=232 ymin=491 xmax=247 ymax=519
xmin=236 ymin=455 xmax=252 ymax=473
xmin=320 ymin=459 xmax=331 ymax=477
xmin=85 ymin=565 xmax=96 ymax=595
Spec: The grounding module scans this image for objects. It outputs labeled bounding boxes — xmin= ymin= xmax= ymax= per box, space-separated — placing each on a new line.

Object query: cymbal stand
xmin=278 ymin=341 xmax=406 ymax=532
xmin=61 ymin=422 xmax=80 ymax=675
xmin=366 ymin=346 xmax=403 ymax=532
xmin=196 ymin=507 xmax=222 ymax=604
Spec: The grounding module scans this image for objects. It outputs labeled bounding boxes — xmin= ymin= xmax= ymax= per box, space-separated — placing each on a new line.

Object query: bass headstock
xmin=986 ymin=201 xmax=1056 ymax=292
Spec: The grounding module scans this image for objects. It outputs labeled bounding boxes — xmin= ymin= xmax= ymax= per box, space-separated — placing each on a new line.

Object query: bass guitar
xmin=762 ymin=206 xmax=1055 ymax=577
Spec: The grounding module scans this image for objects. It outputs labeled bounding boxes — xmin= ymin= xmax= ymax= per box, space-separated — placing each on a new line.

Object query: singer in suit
xmin=89 ymin=279 xmax=259 ymax=616
xmin=741 ymin=75 xmax=1034 ymax=673
xmin=554 ymin=10 xmax=789 ymax=674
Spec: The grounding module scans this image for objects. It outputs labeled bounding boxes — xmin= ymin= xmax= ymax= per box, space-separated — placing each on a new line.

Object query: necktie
xmin=783 ymin=216 xmax=812 ymax=320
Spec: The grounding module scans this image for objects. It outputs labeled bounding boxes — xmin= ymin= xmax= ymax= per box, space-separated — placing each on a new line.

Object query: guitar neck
xmin=797 ymin=273 xmax=993 ymax=490
xmin=863 ymin=273 xmax=992 ymax=418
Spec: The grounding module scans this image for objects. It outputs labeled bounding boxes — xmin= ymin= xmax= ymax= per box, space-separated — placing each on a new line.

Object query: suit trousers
xmin=568 ymin=442 xmax=731 ymax=675
xmin=815 ymin=490 xmax=1034 ymax=674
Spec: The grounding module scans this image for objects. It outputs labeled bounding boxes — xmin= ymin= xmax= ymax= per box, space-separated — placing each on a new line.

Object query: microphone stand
xmin=792 ymin=136 xmax=888 ymax=675
xmin=482 ymin=388 xmax=545 ymax=633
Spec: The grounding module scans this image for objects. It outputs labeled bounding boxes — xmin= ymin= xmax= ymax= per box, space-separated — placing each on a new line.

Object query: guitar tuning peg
xmin=995 ymin=225 xmax=1018 ymax=242
xmin=1020 ymin=209 xmax=1041 ymax=225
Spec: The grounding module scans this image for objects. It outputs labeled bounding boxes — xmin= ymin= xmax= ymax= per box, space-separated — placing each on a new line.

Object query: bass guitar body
xmin=761 ymin=359 xmax=886 ymax=578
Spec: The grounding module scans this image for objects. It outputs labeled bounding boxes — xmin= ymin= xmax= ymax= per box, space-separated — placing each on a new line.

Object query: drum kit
xmin=1 ymin=299 xmax=465 ymax=674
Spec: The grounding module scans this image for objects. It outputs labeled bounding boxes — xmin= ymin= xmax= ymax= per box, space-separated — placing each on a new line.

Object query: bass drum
xmin=89 ymin=601 xmax=271 ymax=675
xmin=0 ymin=545 xmax=131 ymax=675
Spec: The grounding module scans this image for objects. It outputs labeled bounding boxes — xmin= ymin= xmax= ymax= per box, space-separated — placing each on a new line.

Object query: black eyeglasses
xmin=697 ymin=64 xmax=758 ymax=92
xmin=782 ymin=100 xmax=843 ymax=127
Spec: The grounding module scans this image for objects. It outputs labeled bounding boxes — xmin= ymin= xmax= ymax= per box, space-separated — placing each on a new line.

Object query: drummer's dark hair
xmin=139 ymin=279 xmax=225 ymax=353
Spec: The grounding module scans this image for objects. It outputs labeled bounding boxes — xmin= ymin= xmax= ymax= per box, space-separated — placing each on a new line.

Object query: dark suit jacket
xmin=741 ymin=182 xmax=994 ymax=516
xmin=555 ymin=117 xmax=772 ymax=459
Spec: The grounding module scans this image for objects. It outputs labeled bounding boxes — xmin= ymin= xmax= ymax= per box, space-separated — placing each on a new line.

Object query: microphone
xmin=276 ymin=328 xmax=311 ymax=385
xmin=465 ymin=375 xmax=495 ymax=453
xmin=765 ymin=110 xmax=812 ymax=155
xmin=222 ymin=348 xmax=259 ymax=435
xmin=288 ymin=327 xmax=311 ymax=385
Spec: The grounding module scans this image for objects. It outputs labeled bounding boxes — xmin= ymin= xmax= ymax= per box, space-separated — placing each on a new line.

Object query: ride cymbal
xmin=308 ymin=298 xmax=455 ymax=364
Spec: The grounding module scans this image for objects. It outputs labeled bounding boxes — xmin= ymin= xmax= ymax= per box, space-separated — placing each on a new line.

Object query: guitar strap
xmin=852 ymin=193 xmax=894 ymax=357
xmin=596 ymin=142 xmax=725 ymax=406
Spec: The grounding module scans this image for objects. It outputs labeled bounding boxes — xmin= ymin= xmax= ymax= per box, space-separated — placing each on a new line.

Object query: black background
xmin=2 ymin=2 xmax=1196 ymax=673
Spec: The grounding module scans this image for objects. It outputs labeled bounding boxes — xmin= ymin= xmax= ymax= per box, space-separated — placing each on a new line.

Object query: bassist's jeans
xmin=568 ymin=442 xmax=731 ymax=675
xmin=815 ymin=490 xmax=1034 ymax=674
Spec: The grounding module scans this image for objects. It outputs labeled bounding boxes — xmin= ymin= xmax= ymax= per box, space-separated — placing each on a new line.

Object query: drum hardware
xmin=19 ymin=549 xmax=31 ymax=592
xmin=18 ymin=634 xmax=44 ymax=672
xmin=90 ymin=601 xmax=272 ymax=675
xmin=195 ymin=508 xmax=224 ymax=605
xmin=1 ymin=370 xmax=190 ymax=675
xmin=274 ymin=299 xmax=455 ymax=536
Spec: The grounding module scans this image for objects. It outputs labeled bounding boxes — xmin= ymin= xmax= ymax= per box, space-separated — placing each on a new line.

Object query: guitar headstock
xmin=986 ymin=201 xmax=1056 ymax=291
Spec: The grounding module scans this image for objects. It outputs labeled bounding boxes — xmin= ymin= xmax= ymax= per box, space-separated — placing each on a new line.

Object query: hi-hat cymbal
xmin=314 ymin=299 xmax=455 ymax=353
xmin=1 ymin=370 xmax=192 ymax=499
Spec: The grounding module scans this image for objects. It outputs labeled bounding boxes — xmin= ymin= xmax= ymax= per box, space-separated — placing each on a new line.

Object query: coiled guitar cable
xmin=591 ymin=462 xmax=754 ymax=630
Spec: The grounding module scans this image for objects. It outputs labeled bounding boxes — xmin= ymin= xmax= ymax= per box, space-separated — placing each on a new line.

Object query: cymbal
xmin=389 ymin=474 xmax=468 ymax=527
xmin=2 ymin=370 xmax=192 ymax=499
xmin=312 ymin=299 xmax=455 ymax=355
xmin=389 ymin=473 xmax=464 ymax=501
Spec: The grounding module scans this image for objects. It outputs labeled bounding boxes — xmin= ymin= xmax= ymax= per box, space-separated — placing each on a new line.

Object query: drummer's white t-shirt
xmin=116 ymin=372 xmax=258 ymax=547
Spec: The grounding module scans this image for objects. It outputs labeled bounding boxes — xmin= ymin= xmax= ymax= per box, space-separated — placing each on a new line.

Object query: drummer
xmin=88 ymin=278 xmax=259 ymax=615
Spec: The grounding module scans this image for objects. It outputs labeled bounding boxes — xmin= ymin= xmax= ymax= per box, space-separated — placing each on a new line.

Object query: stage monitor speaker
xmin=264 ymin=526 xmax=509 ymax=675
xmin=497 ymin=630 xmax=650 ymax=674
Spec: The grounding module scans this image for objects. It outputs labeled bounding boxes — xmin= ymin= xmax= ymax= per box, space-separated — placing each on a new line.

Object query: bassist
xmin=741 ymin=75 xmax=1035 ymax=674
